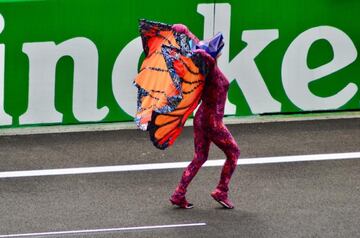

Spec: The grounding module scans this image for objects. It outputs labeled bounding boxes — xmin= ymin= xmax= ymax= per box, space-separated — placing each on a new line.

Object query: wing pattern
xmin=135 ymin=19 xmax=207 ymax=150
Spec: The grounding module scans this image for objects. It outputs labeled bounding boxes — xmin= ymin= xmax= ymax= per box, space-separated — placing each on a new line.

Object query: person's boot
xmin=170 ymin=187 xmax=194 ymax=209
xmin=210 ymin=188 xmax=234 ymax=209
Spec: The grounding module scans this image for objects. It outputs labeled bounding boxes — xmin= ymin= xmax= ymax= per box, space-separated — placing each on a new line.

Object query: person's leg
xmin=170 ymin=112 xmax=210 ymax=208
xmin=209 ymin=121 xmax=240 ymax=208
xmin=174 ymin=134 xmax=211 ymax=194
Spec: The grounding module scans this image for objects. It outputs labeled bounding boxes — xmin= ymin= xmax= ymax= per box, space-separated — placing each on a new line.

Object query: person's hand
xmin=172 ymin=24 xmax=200 ymax=43
xmin=172 ymin=24 xmax=188 ymax=34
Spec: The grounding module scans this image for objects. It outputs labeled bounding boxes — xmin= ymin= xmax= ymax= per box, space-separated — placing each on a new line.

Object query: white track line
xmin=0 ymin=152 xmax=359 ymax=179
xmin=0 ymin=223 xmax=207 ymax=238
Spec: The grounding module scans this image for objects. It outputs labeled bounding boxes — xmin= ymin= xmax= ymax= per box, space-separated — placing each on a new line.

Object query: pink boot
xmin=211 ymin=189 xmax=234 ymax=209
xmin=170 ymin=188 xmax=194 ymax=209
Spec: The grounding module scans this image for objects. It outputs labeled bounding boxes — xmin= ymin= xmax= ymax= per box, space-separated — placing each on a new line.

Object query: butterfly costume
xmin=134 ymin=20 xmax=240 ymax=208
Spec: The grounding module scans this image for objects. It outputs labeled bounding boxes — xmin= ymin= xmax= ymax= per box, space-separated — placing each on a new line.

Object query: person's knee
xmin=194 ymin=153 xmax=208 ymax=165
xmin=226 ymin=146 xmax=240 ymax=162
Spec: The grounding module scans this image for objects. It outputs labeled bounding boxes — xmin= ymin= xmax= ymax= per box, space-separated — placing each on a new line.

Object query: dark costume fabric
xmin=171 ymin=25 xmax=240 ymax=197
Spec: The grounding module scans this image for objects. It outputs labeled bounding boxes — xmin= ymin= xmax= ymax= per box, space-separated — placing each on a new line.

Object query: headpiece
xmin=194 ymin=32 xmax=224 ymax=59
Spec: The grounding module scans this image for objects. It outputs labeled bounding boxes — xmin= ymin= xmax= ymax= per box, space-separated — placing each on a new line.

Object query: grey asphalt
xmin=0 ymin=118 xmax=359 ymax=237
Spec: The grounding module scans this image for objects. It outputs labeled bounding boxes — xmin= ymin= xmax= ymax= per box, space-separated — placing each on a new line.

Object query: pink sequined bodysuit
xmin=172 ymin=25 xmax=240 ymax=199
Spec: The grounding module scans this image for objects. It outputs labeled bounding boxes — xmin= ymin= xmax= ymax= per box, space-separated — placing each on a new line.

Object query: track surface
xmin=0 ymin=118 xmax=359 ymax=237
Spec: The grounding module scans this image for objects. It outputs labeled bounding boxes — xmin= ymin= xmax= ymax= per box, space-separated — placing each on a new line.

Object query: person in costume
xmin=169 ymin=24 xmax=240 ymax=209
xmin=135 ymin=20 xmax=240 ymax=209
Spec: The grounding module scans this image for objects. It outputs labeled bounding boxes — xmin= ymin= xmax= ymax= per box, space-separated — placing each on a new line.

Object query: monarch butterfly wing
xmin=134 ymin=20 xmax=182 ymax=130
xmin=148 ymin=47 xmax=206 ymax=150
xmin=134 ymin=47 xmax=182 ymax=130
xmin=138 ymin=19 xmax=175 ymax=56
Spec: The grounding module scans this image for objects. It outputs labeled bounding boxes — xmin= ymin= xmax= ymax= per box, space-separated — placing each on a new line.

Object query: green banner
xmin=0 ymin=0 xmax=359 ymax=128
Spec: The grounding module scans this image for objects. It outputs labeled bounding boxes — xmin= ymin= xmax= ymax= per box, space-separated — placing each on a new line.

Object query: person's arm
xmin=193 ymin=48 xmax=215 ymax=69
xmin=172 ymin=24 xmax=200 ymax=43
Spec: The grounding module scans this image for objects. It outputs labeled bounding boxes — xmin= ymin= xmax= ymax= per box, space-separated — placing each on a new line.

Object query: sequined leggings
xmin=175 ymin=108 xmax=240 ymax=195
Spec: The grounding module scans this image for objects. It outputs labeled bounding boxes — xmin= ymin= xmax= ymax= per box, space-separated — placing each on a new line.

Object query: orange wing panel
xmin=135 ymin=20 xmax=208 ymax=149
xmin=134 ymin=27 xmax=181 ymax=130
xmin=149 ymin=54 xmax=205 ymax=149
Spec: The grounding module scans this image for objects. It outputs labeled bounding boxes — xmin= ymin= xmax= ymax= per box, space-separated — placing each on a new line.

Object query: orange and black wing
xmin=134 ymin=19 xmax=208 ymax=150
xmin=134 ymin=19 xmax=189 ymax=130
xmin=148 ymin=46 xmax=206 ymax=150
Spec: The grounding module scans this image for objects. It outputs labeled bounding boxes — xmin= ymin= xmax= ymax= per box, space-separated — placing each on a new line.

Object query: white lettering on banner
xmin=21 ymin=37 xmax=109 ymax=124
xmin=282 ymin=26 xmax=358 ymax=110
xmin=0 ymin=14 xmax=12 ymax=125
xmin=197 ymin=3 xmax=282 ymax=114
xmin=112 ymin=37 xmax=143 ymax=118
